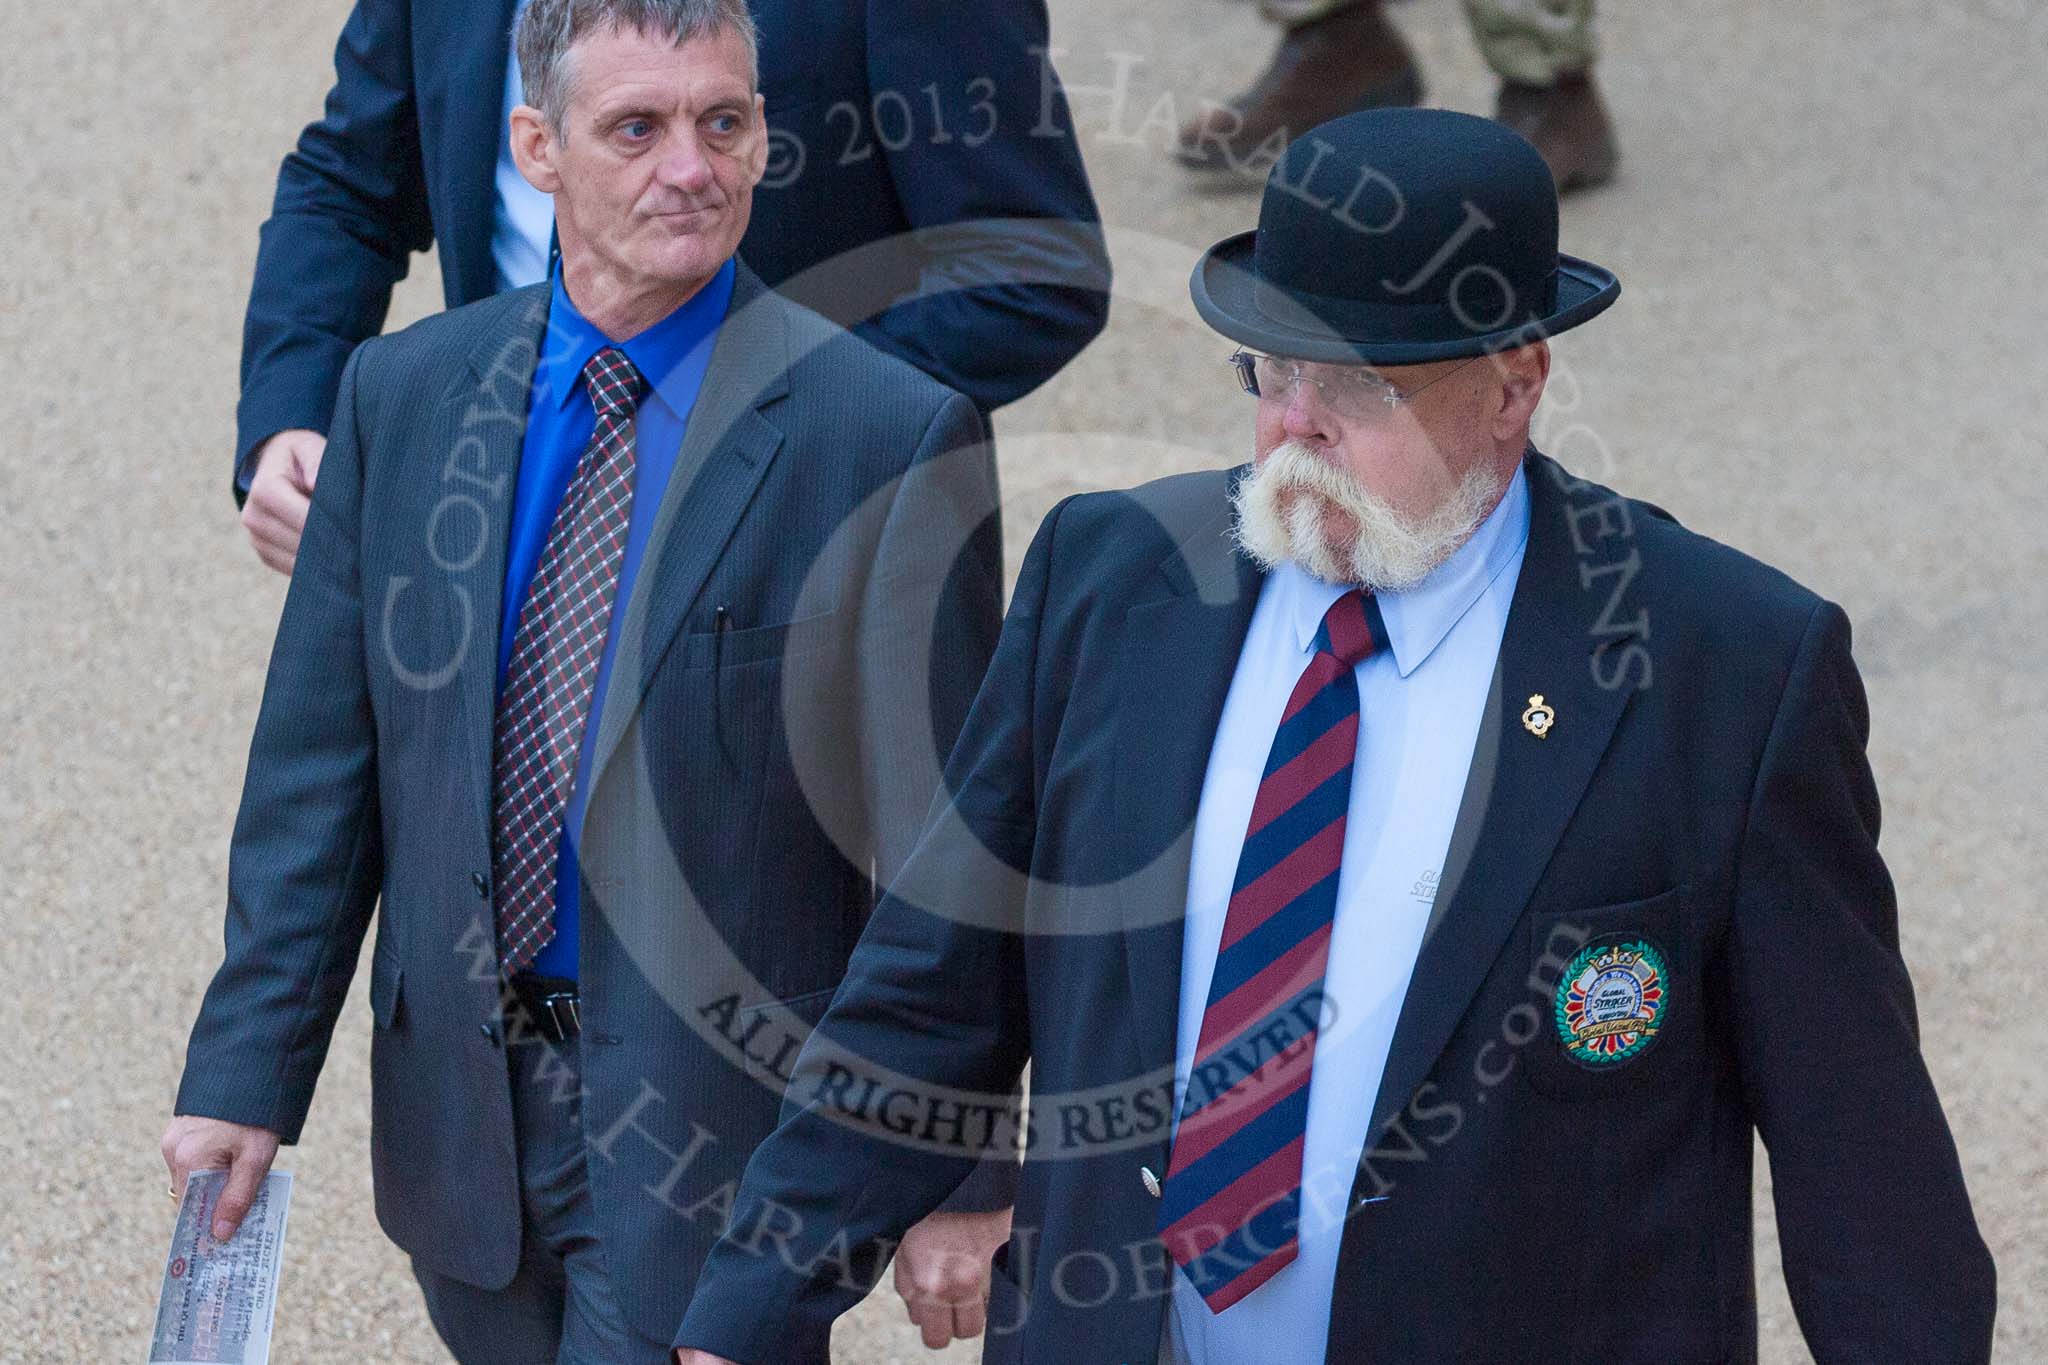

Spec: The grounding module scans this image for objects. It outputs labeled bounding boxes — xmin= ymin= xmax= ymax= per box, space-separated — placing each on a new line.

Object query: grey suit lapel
xmin=1115 ymin=486 xmax=1265 ymax=1080
xmin=442 ymin=285 xmax=551 ymax=831
xmin=584 ymin=263 xmax=790 ymax=789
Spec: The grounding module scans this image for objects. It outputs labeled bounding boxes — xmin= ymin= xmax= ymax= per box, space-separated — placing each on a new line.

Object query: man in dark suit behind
xmin=236 ymin=0 xmax=1111 ymax=572
xmin=164 ymin=2 xmax=1020 ymax=1358
xmin=673 ymin=109 xmax=1995 ymax=1364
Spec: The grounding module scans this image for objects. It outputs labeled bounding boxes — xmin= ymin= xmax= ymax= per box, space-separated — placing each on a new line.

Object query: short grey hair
xmin=516 ymin=0 xmax=760 ymax=135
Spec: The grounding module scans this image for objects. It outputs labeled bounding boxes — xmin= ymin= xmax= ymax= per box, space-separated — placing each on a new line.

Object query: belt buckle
xmin=539 ymin=989 xmax=580 ymax=1041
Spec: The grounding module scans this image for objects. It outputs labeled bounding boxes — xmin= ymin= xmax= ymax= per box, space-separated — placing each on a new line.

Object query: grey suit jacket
xmin=176 ymin=260 xmax=1009 ymax=1342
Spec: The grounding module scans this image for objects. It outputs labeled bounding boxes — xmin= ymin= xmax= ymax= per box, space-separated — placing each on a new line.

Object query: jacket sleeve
xmin=673 ymin=495 xmax=1070 ymax=1365
xmin=177 ymin=341 xmax=385 ymax=1143
xmin=853 ymin=393 xmax=1004 ymax=889
xmin=1731 ymin=600 xmax=1996 ymax=1360
xmin=234 ymin=0 xmax=434 ymax=498
xmin=852 ymin=0 xmax=1111 ymax=411
xmin=852 ymin=391 xmax=1017 ymax=1213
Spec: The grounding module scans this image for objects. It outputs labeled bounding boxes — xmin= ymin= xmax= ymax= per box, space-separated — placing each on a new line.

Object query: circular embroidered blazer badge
xmin=1555 ymin=939 xmax=1668 ymax=1065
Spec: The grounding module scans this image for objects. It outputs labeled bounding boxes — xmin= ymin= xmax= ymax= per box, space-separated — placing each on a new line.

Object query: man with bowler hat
xmin=671 ymin=107 xmax=1994 ymax=1363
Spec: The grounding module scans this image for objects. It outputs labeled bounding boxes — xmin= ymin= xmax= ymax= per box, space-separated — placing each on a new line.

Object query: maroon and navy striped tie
xmin=491 ymin=347 xmax=645 ymax=977
xmin=1159 ymin=587 xmax=1382 ymax=1312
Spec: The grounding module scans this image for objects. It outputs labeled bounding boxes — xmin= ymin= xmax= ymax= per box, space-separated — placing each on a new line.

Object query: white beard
xmin=1232 ymin=440 xmax=1508 ymax=591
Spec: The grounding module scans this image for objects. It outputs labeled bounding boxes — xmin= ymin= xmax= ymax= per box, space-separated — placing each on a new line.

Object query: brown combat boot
xmin=1493 ymin=73 xmax=1619 ymax=194
xmin=1175 ymin=3 xmax=1424 ymax=185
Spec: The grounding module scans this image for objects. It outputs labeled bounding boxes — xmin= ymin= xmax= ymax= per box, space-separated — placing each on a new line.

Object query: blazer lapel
xmin=1362 ymin=451 xmax=1643 ymax=1145
xmin=444 ymin=286 xmax=551 ymax=831
xmin=1115 ymin=491 xmax=1265 ymax=1080
xmin=427 ymin=0 xmax=524 ymax=306
xmin=584 ymin=264 xmax=789 ymax=788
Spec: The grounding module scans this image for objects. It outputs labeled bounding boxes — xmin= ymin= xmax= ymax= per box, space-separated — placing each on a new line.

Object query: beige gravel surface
xmin=3 ymin=0 xmax=2044 ymax=1360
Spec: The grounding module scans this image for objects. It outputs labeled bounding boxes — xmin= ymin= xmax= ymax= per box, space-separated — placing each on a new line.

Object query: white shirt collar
xmin=1282 ymin=463 xmax=1530 ymax=677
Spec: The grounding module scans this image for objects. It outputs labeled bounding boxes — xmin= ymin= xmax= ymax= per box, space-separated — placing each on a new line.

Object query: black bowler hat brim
xmin=1190 ymin=228 xmax=1621 ymax=365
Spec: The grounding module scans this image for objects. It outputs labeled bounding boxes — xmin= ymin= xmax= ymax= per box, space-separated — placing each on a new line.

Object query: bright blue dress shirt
xmin=496 ymin=257 xmax=736 ymax=979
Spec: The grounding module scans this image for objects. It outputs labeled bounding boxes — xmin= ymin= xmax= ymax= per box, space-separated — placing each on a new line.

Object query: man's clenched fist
xmin=893 ymin=1206 xmax=1014 ymax=1349
xmin=240 ymin=428 xmax=327 ymax=574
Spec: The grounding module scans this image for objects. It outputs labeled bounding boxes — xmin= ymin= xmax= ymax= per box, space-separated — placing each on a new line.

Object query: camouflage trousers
xmin=1259 ymin=0 xmax=1598 ymax=86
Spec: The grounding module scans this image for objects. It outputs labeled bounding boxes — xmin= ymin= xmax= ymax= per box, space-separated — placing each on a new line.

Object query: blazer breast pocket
xmin=675 ymin=607 xmax=844 ymax=671
xmin=1521 ymin=886 xmax=1695 ymax=1101
xmin=369 ymin=937 xmax=405 ymax=1031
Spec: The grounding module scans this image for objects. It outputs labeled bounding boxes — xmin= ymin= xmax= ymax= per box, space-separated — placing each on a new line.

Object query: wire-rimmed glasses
xmin=1229 ymin=349 xmax=1479 ymax=422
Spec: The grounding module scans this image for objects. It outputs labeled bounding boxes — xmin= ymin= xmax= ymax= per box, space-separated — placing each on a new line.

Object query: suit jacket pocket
xmin=735 ymin=983 xmax=841 ymax=1031
xmin=983 ymin=1237 xmax=1029 ymax=1357
xmin=369 ymin=937 xmax=404 ymax=1030
xmin=676 ymin=608 xmax=844 ymax=670
xmin=1521 ymin=886 xmax=1693 ymax=1100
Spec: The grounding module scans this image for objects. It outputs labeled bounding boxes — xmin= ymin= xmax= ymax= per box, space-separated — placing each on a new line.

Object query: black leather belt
xmin=506 ymin=973 xmax=581 ymax=1043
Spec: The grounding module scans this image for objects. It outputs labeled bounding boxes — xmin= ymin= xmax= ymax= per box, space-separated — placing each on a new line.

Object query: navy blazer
xmin=235 ymin=0 xmax=1110 ymax=481
xmin=675 ymin=452 xmax=1995 ymax=1363
xmin=180 ymin=264 xmax=1014 ymax=1344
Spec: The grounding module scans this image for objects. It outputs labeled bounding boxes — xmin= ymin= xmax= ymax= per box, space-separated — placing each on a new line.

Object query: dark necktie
xmin=491 ymin=347 xmax=646 ymax=977
xmin=1159 ymin=588 xmax=1381 ymax=1312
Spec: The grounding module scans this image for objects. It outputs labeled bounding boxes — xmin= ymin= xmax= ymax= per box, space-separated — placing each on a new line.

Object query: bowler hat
xmin=1190 ymin=107 xmax=1619 ymax=364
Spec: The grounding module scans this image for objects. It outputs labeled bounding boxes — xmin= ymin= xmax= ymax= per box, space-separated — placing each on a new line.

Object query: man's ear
xmin=509 ymin=104 xmax=563 ymax=194
xmin=1493 ymin=341 xmax=1551 ymax=442
xmin=745 ymin=91 xmax=768 ymax=186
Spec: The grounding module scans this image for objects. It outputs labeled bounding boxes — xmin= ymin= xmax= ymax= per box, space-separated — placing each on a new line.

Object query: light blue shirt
xmin=1164 ymin=467 xmax=1530 ymax=1365
xmin=492 ymin=8 xmax=556 ymax=292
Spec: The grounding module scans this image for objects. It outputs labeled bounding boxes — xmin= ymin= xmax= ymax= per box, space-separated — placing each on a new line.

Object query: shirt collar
xmin=1284 ymin=463 xmax=1530 ymax=677
xmin=538 ymin=256 xmax=737 ymax=417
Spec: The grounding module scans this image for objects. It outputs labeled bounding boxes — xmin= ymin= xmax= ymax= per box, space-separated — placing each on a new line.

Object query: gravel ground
xmin=3 ymin=0 xmax=2043 ymax=1360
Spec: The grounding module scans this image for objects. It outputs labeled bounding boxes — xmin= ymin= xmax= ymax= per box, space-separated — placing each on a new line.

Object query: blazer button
xmin=471 ymin=871 xmax=490 ymax=899
xmin=479 ymin=1022 xmax=500 ymax=1046
xmin=1140 ymin=1166 xmax=1162 ymax=1198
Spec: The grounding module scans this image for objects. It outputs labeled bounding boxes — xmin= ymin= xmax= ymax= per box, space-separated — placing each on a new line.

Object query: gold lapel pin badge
xmin=1521 ymin=693 xmax=1555 ymax=739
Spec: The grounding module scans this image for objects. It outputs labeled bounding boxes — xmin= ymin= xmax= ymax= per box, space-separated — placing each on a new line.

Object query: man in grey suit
xmin=161 ymin=1 xmax=1015 ymax=1358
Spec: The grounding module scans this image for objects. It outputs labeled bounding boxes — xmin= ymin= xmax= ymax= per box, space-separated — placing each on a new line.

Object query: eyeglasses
xmin=1229 ymin=349 xmax=1479 ymax=422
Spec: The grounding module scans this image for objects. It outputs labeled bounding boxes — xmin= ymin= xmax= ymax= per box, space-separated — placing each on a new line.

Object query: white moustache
xmin=1231 ymin=440 xmax=1505 ymax=592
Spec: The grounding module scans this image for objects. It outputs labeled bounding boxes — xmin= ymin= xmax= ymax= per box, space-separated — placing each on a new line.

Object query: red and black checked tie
xmin=491 ymin=347 xmax=646 ymax=977
xmin=1158 ymin=588 xmax=1381 ymax=1312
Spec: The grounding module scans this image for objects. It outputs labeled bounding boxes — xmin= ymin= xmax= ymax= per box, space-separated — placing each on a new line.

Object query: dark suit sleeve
xmin=673 ymin=497 xmax=1070 ymax=1364
xmin=176 ymin=342 xmax=385 ymax=1143
xmin=1731 ymin=601 xmax=1995 ymax=1359
xmin=854 ymin=0 xmax=1111 ymax=410
xmin=857 ymin=392 xmax=1002 ymax=886
xmin=854 ymin=391 xmax=1014 ymax=1213
xmin=234 ymin=0 xmax=433 ymax=497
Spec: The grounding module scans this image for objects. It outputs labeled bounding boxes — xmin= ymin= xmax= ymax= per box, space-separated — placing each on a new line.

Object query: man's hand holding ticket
xmin=149 ymin=1168 xmax=293 ymax=1365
